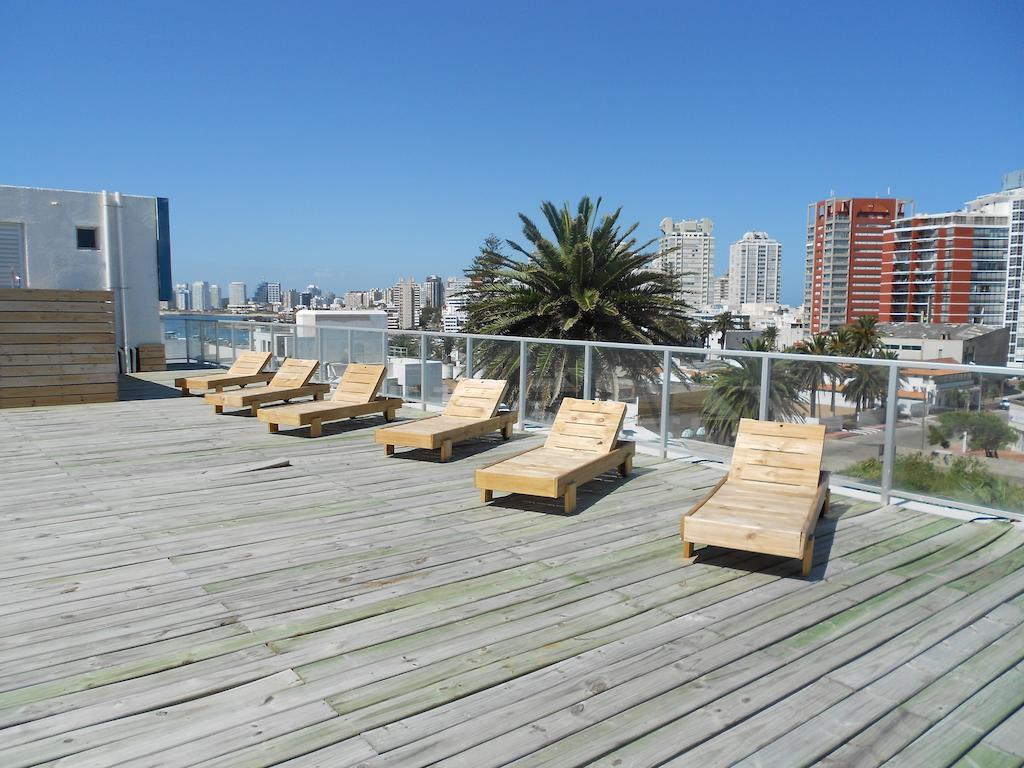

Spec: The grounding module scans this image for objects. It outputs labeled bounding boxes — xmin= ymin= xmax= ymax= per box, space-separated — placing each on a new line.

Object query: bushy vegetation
xmin=843 ymin=453 xmax=1024 ymax=512
xmin=927 ymin=411 xmax=1017 ymax=458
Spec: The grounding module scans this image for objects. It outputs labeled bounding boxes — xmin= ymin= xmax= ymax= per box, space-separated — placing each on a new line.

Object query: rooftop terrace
xmin=2 ymin=372 xmax=1024 ymax=766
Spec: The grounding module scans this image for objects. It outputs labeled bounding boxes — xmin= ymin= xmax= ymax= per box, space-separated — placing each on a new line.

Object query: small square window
xmin=77 ymin=227 xmax=98 ymax=249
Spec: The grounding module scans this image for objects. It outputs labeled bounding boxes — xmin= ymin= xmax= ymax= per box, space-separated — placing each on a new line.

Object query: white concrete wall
xmin=0 ymin=185 xmax=164 ymax=346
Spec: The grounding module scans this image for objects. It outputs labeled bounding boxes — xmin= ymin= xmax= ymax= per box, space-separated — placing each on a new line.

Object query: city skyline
xmin=3 ymin=2 xmax=1019 ymax=307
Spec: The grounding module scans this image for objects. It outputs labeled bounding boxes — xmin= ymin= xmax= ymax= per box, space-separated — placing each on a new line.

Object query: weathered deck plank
xmin=0 ymin=372 xmax=1022 ymax=766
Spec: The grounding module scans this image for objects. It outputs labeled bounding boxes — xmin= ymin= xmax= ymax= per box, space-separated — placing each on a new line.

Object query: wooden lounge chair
xmin=374 ymin=378 xmax=516 ymax=462
xmin=257 ymin=363 xmax=402 ymax=437
xmin=475 ymin=398 xmax=635 ymax=514
xmin=174 ymin=351 xmax=273 ymax=396
xmin=204 ymin=358 xmax=329 ymax=415
xmin=680 ymin=419 xmax=830 ymax=577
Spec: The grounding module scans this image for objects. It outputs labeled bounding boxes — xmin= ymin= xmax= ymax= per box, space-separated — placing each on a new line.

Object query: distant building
xmin=209 ymin=283 xmax=222 ymax=309
xmin=423 ymin=275 xmax=444 ymax=308
xmin=805 ymin=197 xmax=910 ymax=332
xmin=712 ymin=275 xmax=730 ymax=306
xmin=0 ymin=184 xmax=171 ymax=356
xmin=174 ymin=282 xmax=190 ymax=311
xmin=880 ymin=211 xmax=1008 ymax=327
xmin=228 ymin=281 xmax=247 ymax=306
xmin=966 ymin=172 xmax=1024 ymax=365
xmin=728 ymin=232 xmax=781 ymax=307
xmin=878 ymin=322 xmax=1009 ymax=366
xmin=190 ymin=281 xmax=211 ymax=312
xmin=389 ymin=277 xmax=422 ymax=329
xmin=252 ymin=281 xmax=269 ymax=306
xmin=266 ymin=282 xmax=282 ymax=305
xmin=283 ymin=288 xmax=300 ymax=309
xmin=657 ymin=217 xmax=714 ymax=309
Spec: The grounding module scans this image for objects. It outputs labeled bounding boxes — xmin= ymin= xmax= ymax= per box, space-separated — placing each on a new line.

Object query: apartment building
xmin=728 ymin=231 xmax=781 ymax=307
xmin=389 ymin=277 xmax=422 ymax=330
xmin=657 ymin=217 xmax=715 ymax=309
xmin=880 ymin=211 xmax=1009 ymax=327
xmin=805 ymin=197 xmax=910 ymax=332
xmin=228 ymin=282 xmax=247 ymax=306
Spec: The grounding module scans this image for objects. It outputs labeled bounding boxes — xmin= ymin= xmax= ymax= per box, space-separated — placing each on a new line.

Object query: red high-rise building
xmin=805 ymin=197 xmax=910 ymax=333
xmin=880 ymin=212 xmax=1009 ymax=326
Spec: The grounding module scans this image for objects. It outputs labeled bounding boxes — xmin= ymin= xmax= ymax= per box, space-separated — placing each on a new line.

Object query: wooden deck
xmin=1 ymin=371 xmax=1024 ymax=767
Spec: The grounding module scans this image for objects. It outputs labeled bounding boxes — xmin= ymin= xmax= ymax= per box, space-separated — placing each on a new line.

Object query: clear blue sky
xmin=3 ymin=1 xmax=1021 ymax=305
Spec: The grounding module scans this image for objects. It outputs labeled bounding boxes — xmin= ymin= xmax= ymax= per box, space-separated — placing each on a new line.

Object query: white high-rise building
xmin=266 ymin=282 xmax=282 ymax=305
xmin=965 ymin=170 xmax=1024 ymax=365
xmin=191 ymin=281 xmax=211 ymax=312
xmin=209 ymin=284 xmax=221 ymax=309
xmin=389 ymin=277 xmax=422 ymax=330
xmin=228 ymin=282 xmax=247 ymax=306
xmin=728 ymin=232 xmax=782 ymax=308
xmin=174 ymin=283 xmax=191 ymax=311
xmin=657 ymin=217 xmax=715 ymax=309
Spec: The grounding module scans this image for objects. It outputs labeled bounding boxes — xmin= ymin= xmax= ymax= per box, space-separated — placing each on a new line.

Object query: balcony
xmin=1 ymin=320 xmax=1023 ymax=764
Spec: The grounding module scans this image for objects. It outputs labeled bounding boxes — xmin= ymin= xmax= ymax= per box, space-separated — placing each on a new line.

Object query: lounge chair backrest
xmin=332 ymin=363 xmax=387 ymax=404
xmin=268 ymin=358 xmax=320 ymax=388
xmin=729 ymin=419 xmax=826 ymax=489
xmin=226 ymin=351 xmax=272 ymax=376
xmin=442 ymin=379 xmax=508 ymax=419
xmin=544 ymin=398 xmax=627 ymax=454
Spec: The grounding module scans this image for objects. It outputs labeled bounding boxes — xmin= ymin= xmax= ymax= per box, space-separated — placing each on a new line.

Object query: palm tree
xmin=702 ymin=338 xmax=801 ymax=443
xmin=846 ymin=315 xmax=883 ymax=357
xmin=711 ymin=311 xmax=737 ymax=349
xmin=792 ymin=334 xmax=844 ymax=418
xmin=843 ymin=363 xmax=889 ymax=416
xmin=464 ymin=197 xmax=689 ymax=408
xmin=695 ymin=321 xmax=713 ymax=349
xmin=760 ymin=326 xmax=779 ymax=351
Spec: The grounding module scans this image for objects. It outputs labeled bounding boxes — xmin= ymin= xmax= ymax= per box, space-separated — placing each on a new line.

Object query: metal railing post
xmin=583 ymin=343 xmax=593 ymax=400
xmin=880 ymin=364 xmax=900 ymax=505
xmin=466 ymin=336 xmax=474 ymax=379
xmin=759 ymin=357 xmax=772 ymax=421
xmin=347 ymin=328 xmax=353 ymax=364
xmin=518 ymin=340 xmax=528 ymax=430
xmin=661 ymin=349 xmax=671 ymax=459
xmin=381 ymin=330 xmax=388 ymax=364
xmin=184 ymin=320 xmax=192 ymax=363
xmin=317 ymin=330 xmax=325 ymax=382
xmin=213 ymin=321 xmax=221 ymax=366
xmin=420 ymin=334 xmax=428 ymax=410
xmin=230 ymin=324 xmax=237 ymax=362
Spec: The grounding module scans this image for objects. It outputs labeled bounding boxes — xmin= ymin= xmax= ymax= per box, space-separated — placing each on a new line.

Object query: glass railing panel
xmin=663 ymin=350 xmax=717 ymax=455
xmin=422 ymin=334 xmax=464 ymax=408
xmin=812 ymin=361 xmax=888 ymax=494
xmin=892 ymin=370 xmax=1024 ymax=513
xmin=318 ymin=328 xmax=349 ymax=385
xmin=524 ymin=341 xmax=584 ymax=427
xmin=350 ymin=329 xmax=386 ymax=365
xmin=696 ymin=351 xmax=763 ymax=452
xmin=469 ymin=337 xmax=521 ymax=418
xmin=382 ymin=331 xmax=424 ymax=402
xmin=590 ymin=344 xmax=664 ymax=454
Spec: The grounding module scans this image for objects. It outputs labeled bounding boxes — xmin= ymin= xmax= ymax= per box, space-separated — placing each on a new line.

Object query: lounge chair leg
xmin=823 ymin=489 xmax=830 ymax=517
xmin=314 ymin=391 xmax=324 ymax=401
xmin=619 ymin=455 xmax=633 ymax=476
xmin=502 ymin=421 xmax=513 ymax=439
xmin=564 ymin=484 xmax=577 ymax=514
xmin=310 ymin=419 xmax=322 ymax=438
xmin=440 ymin=440 xmax=452 ymax=463
xmin=268 ymin=423 xmax=278 ymax=433
xmin=384 ymin=444 xmax=394 ymax=456
xmin=481 ymin=489 xmax=493 ymax=503
xmin=180 ymin=386 xmax=189 ymax=397
xmin=682 ymin=540 xmax=694 ymax=558
xmin=385 ymin=408 xmax=396 ymax=422
xmin=214 ymin=405 xmax=223 ymax=414
xmin=250 ymin=404 xmax=259 ymax=416
xmin=801 ymin=537 xmax=815 ymax=577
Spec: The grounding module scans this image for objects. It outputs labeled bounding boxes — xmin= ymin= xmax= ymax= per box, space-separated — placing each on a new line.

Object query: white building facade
xmin=228 ymin=282 xmax=247 ymax=306
xmin=389 ymin=277 xmax=422 ymax=330
xmin=657 ymin=217 xmax=715 ymax=309
xmin=965 ymin=170 xmax=1024 ymax=365
xmin=191 ymin=281 xmax=211 ymax=312
xmin=728 ymin=231 xmax=781 ymax=307
xmin=0 ymin=185 xmax=171 ymax=358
